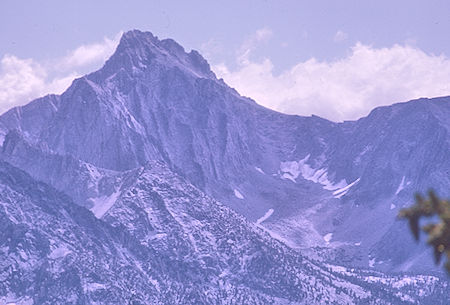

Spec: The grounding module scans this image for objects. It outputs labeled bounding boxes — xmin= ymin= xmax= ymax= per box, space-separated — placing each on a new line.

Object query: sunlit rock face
xmin=1 ymin=30 xmax=450 ymax=304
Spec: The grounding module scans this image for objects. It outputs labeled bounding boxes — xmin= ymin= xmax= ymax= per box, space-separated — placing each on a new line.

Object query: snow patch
xmin=281 ymin=172 xmax=296 ymax=183
xmin=258 ymin=226 xmax=297 ymax=248
xmin=49 ymin=245 xmax=71 ymax=259
xmin=395 ymin=292 xmax=415 ymax=303
xmin=254 ymin=167 xmax=265 ymax=174
xmin=354 ymin=242 xmax=361 ymax=246
xmin=369 ymin=258 xmax=376 ymax=268
xmin=390 ymin=203 xmax=396 ymax=210
xmin=90 ymin=191 xmax=120 ymax=218
xmin=280 ymin=155 xmax=358 ymax=198
xmin=327 ymin=265 xmax=348 ymax=274
xmin=391 ymin=275 xmax=439 ymax=289
xmin=333 ymin=178 xmax=360 ymax=198
xmin=256 ymin=209 xmax=274 ymax=225
xmin=84 ymin=282 xmax=107 ymax=292
xmin=279 ymin=159 xmax=302 ymax=181
xmin=1 ymin=294 xmax=33 ymax=305
xmin=395 ymin=176 xmax=406 ymax=195
xmin=18 ymin=249 xmax=28 ymax=260
xmin=323 ymin=233 xmax=333 ymax=244
xmin=233 ymin=189 xmax=244 ymax=199
xmin=85 ymin=163 xmax=102 ymax=182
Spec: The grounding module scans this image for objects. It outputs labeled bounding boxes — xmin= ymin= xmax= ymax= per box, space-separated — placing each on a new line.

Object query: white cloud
xmin=214 ymin=42 xmax=450 ymax=122
xmin=59 ymin=32 xmax=122 ymax=70
xmin=334 ymin=30 xmax=348 ymax=42
xmin=0 ymin=33 xmax=121 ymax=114
xmin=238 ymin=27 xmax=273 ymax=65
xmin=200 ymin=38 xmax=223 ymax=60
xmin=0 ymin=55 xmax=48 ymax=114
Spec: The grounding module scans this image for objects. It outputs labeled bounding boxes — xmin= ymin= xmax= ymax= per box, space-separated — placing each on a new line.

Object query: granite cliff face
xmin=0 ymin=30 xmax=449 ymax=303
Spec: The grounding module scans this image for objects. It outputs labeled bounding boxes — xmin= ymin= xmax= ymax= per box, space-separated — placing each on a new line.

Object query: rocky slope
xmin=4 ymin=160 xmax=448 ymax=304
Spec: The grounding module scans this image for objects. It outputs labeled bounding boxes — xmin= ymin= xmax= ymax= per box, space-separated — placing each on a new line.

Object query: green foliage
xmin=398 ymin=191 xmax=450 ymax=273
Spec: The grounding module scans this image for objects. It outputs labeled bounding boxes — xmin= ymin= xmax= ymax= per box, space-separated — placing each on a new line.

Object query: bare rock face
xmin=1 ymin=30 xmax=450 ymax=303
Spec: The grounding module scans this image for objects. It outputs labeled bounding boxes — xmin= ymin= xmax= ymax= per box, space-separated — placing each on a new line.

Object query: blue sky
xmin=1 ymin=0 xmax=450 ymax=121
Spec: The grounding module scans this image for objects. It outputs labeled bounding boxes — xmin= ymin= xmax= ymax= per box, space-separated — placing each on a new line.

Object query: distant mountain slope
xmin=0 ymin=29 xmax=449 ymax=278
xmin=4 ymin=160 xmax=447 ymax=304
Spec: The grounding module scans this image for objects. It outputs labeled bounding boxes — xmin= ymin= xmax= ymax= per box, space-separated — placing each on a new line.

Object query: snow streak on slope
xmin=89 ymin=191 xmax=121 ymax=218
xmin=395 ymin=176 xmax=411 ymax=195
xmin=256 ymin=208 xmax=274 ymax=225
xmin=234 ymin=189 xmax=244 ymax=199
xmin=254 ymin=167 xmax=265 ymax=174
xmin=280 ymin=154 xmax=359 ymax=198
xmin=333 ymin=178 xmax=361 ymax=198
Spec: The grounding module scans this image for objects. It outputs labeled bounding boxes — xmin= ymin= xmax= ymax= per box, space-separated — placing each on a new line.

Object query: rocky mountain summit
xmin=0 ymin=30 xmax=449 ymax=304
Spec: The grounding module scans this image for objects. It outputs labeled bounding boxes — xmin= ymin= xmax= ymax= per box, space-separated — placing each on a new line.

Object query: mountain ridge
xmin=0 ymin=30 xmax=450 ymax=304
xmin=1 ymin=30 xmax=449 ymax=265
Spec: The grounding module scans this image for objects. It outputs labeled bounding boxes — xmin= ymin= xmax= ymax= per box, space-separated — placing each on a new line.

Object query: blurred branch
xmin=398 ymin=190 xmax=450 ymax=273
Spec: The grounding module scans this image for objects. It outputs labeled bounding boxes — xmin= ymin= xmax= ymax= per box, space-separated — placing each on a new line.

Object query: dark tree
xmin=399 ymin=191 xmax=450 ymax=272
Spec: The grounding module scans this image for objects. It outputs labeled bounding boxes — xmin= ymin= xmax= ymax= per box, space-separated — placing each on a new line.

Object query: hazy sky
xmin=1 ymin=0 xmax=450 ymax=121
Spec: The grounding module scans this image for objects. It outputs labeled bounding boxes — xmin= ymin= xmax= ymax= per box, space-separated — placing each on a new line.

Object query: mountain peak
xmin=121 ymin=29 xmax=157 ymax=41
xmin=100 ymin=29 xmax=216 ymax=80
xmin=117 ymin=29 xmax=159 ymax=52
